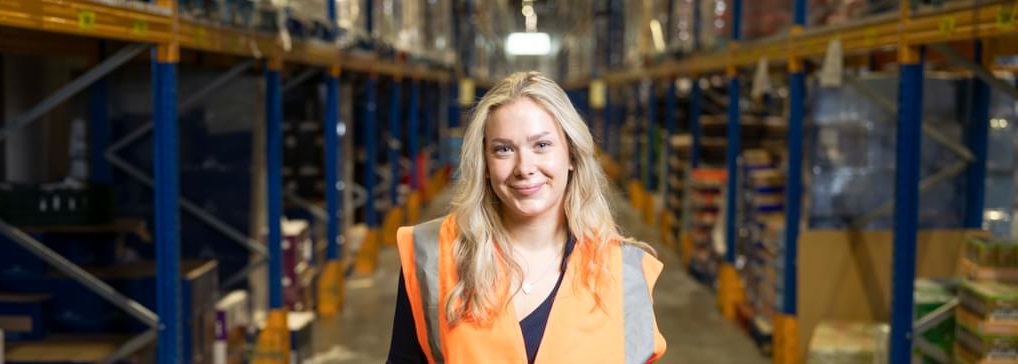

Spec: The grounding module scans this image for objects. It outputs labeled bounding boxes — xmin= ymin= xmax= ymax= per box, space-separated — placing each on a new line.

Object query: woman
xmin=388 ymin=71 xmax=666 ymax=363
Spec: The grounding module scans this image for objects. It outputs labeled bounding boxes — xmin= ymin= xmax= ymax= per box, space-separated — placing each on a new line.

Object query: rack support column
xmin=154 ymin=42 xmax=182 ymax=364
xmin=718 ymin=0 xmax=744 ymax=322
xmin=890 ymin=40 xmax=924 ymax=364
xmin=318 ymin=65 xmax=346 ymax=317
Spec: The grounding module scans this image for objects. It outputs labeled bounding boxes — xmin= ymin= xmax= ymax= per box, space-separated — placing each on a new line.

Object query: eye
xmin=493 ymin=145 xmax=513 ymax=154
xmin=535 ymin=141 xmax=552 ymax=150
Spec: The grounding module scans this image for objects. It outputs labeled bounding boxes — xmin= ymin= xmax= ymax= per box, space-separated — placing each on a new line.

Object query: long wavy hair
xmin=446 ymin=71 xmax=650 ymax=325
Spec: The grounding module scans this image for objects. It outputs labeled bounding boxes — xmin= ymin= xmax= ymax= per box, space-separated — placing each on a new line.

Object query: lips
xmin=511 ymin=183 xmax=543 ymax=196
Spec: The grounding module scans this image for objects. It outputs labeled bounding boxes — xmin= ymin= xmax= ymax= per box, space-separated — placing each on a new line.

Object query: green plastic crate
xmin=914 ymin=279 xmax=956 ymax=363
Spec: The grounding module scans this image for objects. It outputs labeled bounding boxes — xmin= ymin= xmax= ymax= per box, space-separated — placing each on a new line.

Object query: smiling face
xmin=485 ymin=97 xmax=573 ymax=224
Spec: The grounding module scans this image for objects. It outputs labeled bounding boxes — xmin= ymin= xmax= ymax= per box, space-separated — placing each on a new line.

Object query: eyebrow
xmin=488 ymin=131 xmax=552 ymax=145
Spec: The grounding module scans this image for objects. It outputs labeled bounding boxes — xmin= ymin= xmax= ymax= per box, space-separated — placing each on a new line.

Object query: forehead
xmin=485 ymin=98 xmax=564 ymax=140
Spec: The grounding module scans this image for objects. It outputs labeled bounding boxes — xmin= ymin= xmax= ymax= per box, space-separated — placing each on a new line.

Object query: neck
xmin=501 ymin=210 xmax=568 ymax=254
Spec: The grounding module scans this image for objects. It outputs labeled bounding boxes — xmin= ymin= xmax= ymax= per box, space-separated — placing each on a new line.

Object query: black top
xmin=386 ymin=237 xmax=576 ymax=364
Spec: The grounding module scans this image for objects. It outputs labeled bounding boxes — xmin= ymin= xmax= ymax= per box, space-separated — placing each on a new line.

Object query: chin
xmin=506 ymin=203 xmax=554 ymax=220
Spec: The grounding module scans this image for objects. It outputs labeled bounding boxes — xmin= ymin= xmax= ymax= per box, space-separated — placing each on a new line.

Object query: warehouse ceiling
xmin=473 ymin=0 xmax=595 ymax=78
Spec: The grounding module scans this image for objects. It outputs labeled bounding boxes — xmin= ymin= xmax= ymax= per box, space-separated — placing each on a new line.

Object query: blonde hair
xmin=447 ymin=71 xmax=651 ymax=324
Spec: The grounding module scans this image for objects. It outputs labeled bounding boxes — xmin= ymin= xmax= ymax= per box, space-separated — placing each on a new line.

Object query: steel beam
xmin=105 ymin=154 xmax=266 ymax=255
xmin=0 ymin=219 xmax=158 ymax=326
xmin=408 ymin=79 xmax=421 ymax=191
xmin=365 ymin=76 xmax=380 ymax=227
xmin=784 ymin=70 xmax=805 ymax=315
xmin=388 ymin=77 xmax=403 ymax=205
xmin=929 ymin=43 xmax=1018 ymax=101
xmin=889 ymin=57 xmax=923 ymax=364
xmin=963 ymin=40 xmax=991 ymax=228
xmin=690 ymin=79 xmax=702 ymax=168
xmin=153 ymin=57 xmax=182 ymax=364
xmin=101 ymin=330 xmax=157 ymax=364
xmin=325 ymin=72 xmax=342 ymax=260
xmin=265 ymin=63 xmax=284 ymax=309
xmin=724 ymin=75 xmax=740 ymax=264
xmin=645 ymin=82 xmax=656 ymax=190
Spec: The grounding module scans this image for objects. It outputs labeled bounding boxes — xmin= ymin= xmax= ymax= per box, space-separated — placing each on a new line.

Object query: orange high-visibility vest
xmin=396 ymin=216 xmax=667 ymax=364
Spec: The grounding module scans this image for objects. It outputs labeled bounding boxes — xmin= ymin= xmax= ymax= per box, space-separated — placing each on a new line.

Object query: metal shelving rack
xmin=598 ymin=0 xmax=1018 ymax=363
xmin=0 ymin=1 xmax=452 ymax=362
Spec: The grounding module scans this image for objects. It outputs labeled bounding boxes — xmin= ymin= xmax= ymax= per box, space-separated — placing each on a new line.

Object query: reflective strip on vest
xmin=411 ymin=218 xmax=445 ymax=363
xmin=622 ymin=245 xmax=655 ymax=364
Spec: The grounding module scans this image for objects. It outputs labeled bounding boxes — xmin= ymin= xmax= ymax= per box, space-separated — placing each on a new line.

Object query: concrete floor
xmin=307 ymin=187 xmax=769 ymax=364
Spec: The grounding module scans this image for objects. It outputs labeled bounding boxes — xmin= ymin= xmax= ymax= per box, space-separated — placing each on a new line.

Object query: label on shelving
xmin=132 ymin=20 xmax=148 ymax=35
xmin=77 ymin=9 xmax=96 ymax=30
xmin=459 ymin=78 xmax=475 ymax=107
xmin=590 ymin=79 xmax=606 ymax=109
xmin=196 ymin=28 xmax=208 ymax=45
xmin=998 ymin=6 xmax=1016 ymax=29
xmin=864 ymin=28 xmax=876 ymax=47
xmin=939 ymin=16 xmax=956 ymax=36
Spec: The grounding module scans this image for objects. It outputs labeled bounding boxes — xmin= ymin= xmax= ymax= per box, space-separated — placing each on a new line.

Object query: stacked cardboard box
xmin=807 ymin=321 xmax=889 ymax=363
xmin=955 ymin=279 xmax=1018 ymax=363
xmin=688 ymin=169 xmax=726 ymax=283
xmin=667 ymin=134 xmax=692 ymax=246
xmin=281 ymin=219 xmax=315 ymax=312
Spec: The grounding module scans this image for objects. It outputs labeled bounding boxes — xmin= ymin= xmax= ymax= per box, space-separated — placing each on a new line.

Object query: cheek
xmin=485 ymin=159 xmax=507 ymax=184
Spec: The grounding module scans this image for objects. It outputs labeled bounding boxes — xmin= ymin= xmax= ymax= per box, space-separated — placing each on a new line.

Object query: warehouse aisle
xmin=307 ymin=187 xmax=767 ymax=363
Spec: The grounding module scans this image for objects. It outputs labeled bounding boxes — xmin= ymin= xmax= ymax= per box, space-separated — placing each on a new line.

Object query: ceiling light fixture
xmin=506 ymin=32 xmax=551 ymax=55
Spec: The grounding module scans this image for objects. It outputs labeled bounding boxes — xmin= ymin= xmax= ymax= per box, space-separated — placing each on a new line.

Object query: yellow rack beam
xmin=605 ymin=1 xmax=1018 ymax=83
xmin=0 ymin=0 xmax=173 ymax=44
xmin=0 ymin=0 xmax=450 ymax=81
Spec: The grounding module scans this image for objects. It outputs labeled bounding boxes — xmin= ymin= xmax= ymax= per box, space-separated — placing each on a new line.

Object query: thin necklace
xmin=521 ymin=252 xmax=562 ymax=295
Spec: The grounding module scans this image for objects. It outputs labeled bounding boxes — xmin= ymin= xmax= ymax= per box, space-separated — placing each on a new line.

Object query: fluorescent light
xmin=506 ymin=32 xmax=551 ymax=56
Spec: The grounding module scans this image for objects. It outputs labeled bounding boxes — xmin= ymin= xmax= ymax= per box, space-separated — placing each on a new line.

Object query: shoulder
xmin=398 ymin=215 xmax=455 ymax=238
xmin=616 ymin=240 xmax=664 ymax=281
xmin=396 ymin=215 xmax=458 ymax=252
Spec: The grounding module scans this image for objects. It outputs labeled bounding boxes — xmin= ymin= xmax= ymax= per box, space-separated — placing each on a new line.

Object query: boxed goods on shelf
xmin=286 ymin=0 xmax=334 ymax=40
xmin=809 ymin=0 xmax=867 ymax=27
xmin=955 ymin=279 xmax=1018 ymax=363
xmin=281 ymin=219 xmax=314 ymax=312
xmin=807 ymin=75 xmax=972 ymax=229
xmin=743 ymin=0 xmax=791 ymax=40
xmin=697 ymin=0 xmax=731 ymax=51
xmin=215 ymin=290 xmax=252 ymax=364
xmin=965 ymin=237 xmax=1018 ymax=270
xmin=665 ymin=134 xmax=689 ymax=241
xmin=955 ymin=323 xmax=1018 ymax=363
xmin=956 ymin=306 xmax=1018 ymax=337
xmin=806 ymin=321 xmax=889 ymax=364
xmin=958 ymin=280 xmax=1018 ymax=322
xmin=688 ymin=169 xmax=727 ymax=282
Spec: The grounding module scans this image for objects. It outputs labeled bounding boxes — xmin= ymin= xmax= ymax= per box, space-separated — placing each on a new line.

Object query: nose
xmin=514 ymin=150 xmax=537 ymax=178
